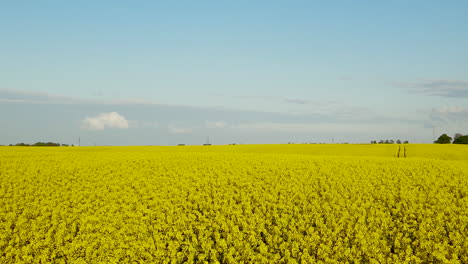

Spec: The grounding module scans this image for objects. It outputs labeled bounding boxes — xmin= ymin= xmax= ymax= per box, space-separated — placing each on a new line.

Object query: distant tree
xmin=403 ymin=140 xmax=409 ymax=144
xmin=378 ymin=140 xmax=384 ymax=144
xmin=434 ymin=134 xmax=452 ymax=144
xmin=11 ymin=142 xmax=62 ymax=147
xmin=396 ymin=139 xmax=402 ymax=144
xmin=453 ymin=135 xmax=468 ymax=144
xmin=389 ymin=140 xmax=395 ymax=144
xmin=453 ymin=133 xmax=463 ymax=142
xmin=33 ymin=142 xmax=60 ymax=147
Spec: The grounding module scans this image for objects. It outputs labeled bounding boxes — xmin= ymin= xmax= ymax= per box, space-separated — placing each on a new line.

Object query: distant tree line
xmin=371 ymin=140 xmax=409 ymax=144
xmin=434 ymin=133 xmax=468 ymax=144
xmin=7 ymin=142 xmax=72 ymax=147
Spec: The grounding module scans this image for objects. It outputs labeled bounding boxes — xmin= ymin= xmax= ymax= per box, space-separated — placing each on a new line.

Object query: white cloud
xmin=81 ymin=112 xmax=129 ymax=131
xmin=168 ymin=124 xmax=193 ymax=134
xmin=205 ymin=121 xmax=228 ymax=129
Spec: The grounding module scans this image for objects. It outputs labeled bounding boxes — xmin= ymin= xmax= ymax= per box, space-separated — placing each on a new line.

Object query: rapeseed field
xmin=0 ymin=144 xmax=467 ymax=263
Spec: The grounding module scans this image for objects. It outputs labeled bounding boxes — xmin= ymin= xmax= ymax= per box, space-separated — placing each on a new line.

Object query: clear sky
xmin=1 ymin=1 xmax=467 ymax=145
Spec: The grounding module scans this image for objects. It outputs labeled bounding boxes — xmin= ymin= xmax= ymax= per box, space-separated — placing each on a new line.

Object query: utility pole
xmin=79 ymin=137 xmax=81 ymax=147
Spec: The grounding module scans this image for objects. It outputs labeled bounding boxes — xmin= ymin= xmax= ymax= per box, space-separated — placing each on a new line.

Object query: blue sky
xmin=1 ymin=1 xmax=467 ymax=145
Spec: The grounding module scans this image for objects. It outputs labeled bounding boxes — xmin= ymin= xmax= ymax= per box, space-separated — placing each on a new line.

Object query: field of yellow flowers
xmin=1 ymin=144 xmax=467 ymax=263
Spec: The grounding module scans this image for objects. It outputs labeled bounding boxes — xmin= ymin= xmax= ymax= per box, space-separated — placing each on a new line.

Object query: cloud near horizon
xmin=3 ymin=88 xmax=467 ymax=145
xmin=81 ymin=112 xmax=130 ymax=131
xmin=168 ymin=123 xmax=194 ymax=134
xmin=429 ymin=106 xmax=468 ymax=125
xmin=0 ymin=88 xmax=158 ymax=105
xmin=397 ymin=80 xmax=468 ymax=98
xmin=205 ymin=121 xmax=228 ymax=129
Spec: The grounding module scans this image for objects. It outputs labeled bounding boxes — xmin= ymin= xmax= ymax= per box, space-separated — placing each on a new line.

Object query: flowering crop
xmin=0 ymin=145 xmax=467 ymax=263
